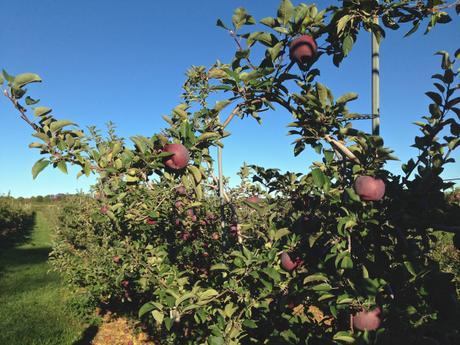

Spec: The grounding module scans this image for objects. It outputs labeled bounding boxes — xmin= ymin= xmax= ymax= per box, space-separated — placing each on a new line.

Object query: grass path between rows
xmin=0 ymin=205 xmax=87 ymax=345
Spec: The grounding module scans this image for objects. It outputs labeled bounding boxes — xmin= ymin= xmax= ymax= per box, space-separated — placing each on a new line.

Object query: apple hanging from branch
xmin=163 ymin=143 xmax=190 ymax=170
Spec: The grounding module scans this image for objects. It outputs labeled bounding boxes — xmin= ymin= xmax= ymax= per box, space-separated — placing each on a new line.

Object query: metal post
xmin=217 ymin=146 xmax=225 ymax=229
xmin=372 ymin=12 xmax=380 ymax=136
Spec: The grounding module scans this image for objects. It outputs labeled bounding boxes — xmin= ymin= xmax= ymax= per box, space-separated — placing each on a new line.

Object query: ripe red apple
xmin=100 ymin=205 xmax=108 ymax=214
xmin=121 ymin=280 xmax=129 ymax=288
xmin=186 ymin=208 xmax=194 ymax=217
xmin=354 ymin=176 xmax=385 ymax=201
xmin=211 ymin=232 xmax=219 ymax=240
xmin=112 ymin=256 xmax=121 ymax=264
xmin=146 ymin=218 xmax=156 ymax=225
xmin=352 ymin=307 xmax=381 ymax=331
xmin=180 ymin=231 xmax=191 ymax=241
xmin=289 ymin=35 xmax=318 ymax=64
xmin=246 ymin=196 xmax=260 ymax=203
xmin=176 ymin=185 xmax=186 ymax=195
xmin=280 ymin=252 xmax=298 ymax=271
xmin=229 ymin=224 xmax=238 ymax=235
xmin=163 ymin=143 xmax=190 ymax=170
xmin=175 ymin=200 xmax=184 ymax=209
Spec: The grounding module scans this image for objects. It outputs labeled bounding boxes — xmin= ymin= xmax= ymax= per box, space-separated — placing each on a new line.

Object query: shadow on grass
xmin=72 ymin=325 xmax=99 ymax=345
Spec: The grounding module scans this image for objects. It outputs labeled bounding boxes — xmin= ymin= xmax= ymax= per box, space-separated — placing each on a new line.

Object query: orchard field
xmin=1 ymin=1 xmax=460 ymax=344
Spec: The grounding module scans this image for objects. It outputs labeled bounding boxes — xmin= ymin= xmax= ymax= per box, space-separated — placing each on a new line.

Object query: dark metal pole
xmin=217 ymin=146 xmax=225 ymax=229
xmin=372 ymin=11 xmax=380 ymax=136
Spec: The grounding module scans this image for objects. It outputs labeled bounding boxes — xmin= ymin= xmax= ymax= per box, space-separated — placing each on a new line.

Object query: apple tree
xmin=2 ymin=1 xmax=460 ymax=344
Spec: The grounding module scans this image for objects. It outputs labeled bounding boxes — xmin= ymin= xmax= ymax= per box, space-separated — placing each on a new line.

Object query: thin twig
xmin=324 ymin=134 xmax=360 ymax=164
xmin=3 ymin=89 xmax=39 ymax=131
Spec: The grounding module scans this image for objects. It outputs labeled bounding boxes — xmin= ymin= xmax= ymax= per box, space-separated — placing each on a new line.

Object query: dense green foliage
xmin=2 ymin=1 xmax=460 ymax=344
xmin=0 ymin=196 xmax=33 ymax=242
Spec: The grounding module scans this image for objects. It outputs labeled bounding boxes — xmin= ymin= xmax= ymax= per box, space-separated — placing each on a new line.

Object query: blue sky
xmin=0 ymin=0 xmax=459 ymax=197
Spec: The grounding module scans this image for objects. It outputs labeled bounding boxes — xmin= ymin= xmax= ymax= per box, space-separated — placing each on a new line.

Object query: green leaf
xmin=173 ymin=104 xmax=188 ymax=119
xmin=342 ymin=35 xmax=354 ymax=56
xmin=210 ymin=263 xmax=228 ymax=271
xmin=151 ymin=310 xmax=164 ymax=325
xmin=2 ymin=69 xmax=14 ymax=83
xmin=404 ymin=261 xmax=416 ymax=277
xmin=139 ymin=302 xmax=156 ymax=317
xmin=13 ymin=73 xmax=42 ymax=88
xmin=404 ymin=20 xmax=420 ymax=37
xmin=215 ymin=99 xmax=232 ymax=111
xmin=311 ymin=168 xmax=325 ymax=188
xmin=425 ymin=91 xmax=442 ymax=105
xmin=187 ymin=165 xmax=202 ymax=184
xmin=333 ymin=332 xmax=355 ymax=343
xmin=208 ymin=336 xmax=224 ymax=345
xmin=345 ymin=188 xmax=361 ymax=202
xmin=311 ymin=283 xmax=332 ymax=291
xmin=216 ymin=19 xmax=229 ymax=30
xmin=50 ymin=120 xmax=76 ymax=132
xmin=274 ymin=227 xmax=290 ymax=241
xmin=316 ymin=82 xmax=328 ymax=106
xmin=232 ymin=7 xmax=255 ymax=30
xmin=247 ymin=32 xmax=278 ymax=47
xmin=57 ymin=161 xmax=68 ymax=174
xmin=260 ymin=17 xmax=277 ymax=28
xmin=303 ymin=273 xmax=329 ymax=284
xmin=32 ymin=159 xmax=49 ymax=179
xmin=164 ymin=317 xmax=173 ymax=331
xmin=34 ymin=106 xmax=52 ymax=117
xmin=336 ymin=92 xmax=358 ymax=104
xmin=175 ymin=292 xmax=196 ymax=307
xmin=199 ymin=289 xmax=218 ymax=302
xmin=337 ymin=15 xmax=351 ymax=34
xmin=25 ymin=96 xmax=40 ymax=105
xmin=277 ymin=0 xmax=294 ymax=26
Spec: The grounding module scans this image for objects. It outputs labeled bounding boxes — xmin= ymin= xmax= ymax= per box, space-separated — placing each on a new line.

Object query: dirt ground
xmin=91 ymin=314 xmax=155 ymax=345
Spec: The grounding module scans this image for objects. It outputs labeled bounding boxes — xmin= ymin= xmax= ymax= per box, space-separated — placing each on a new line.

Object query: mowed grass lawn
xmin=0 ymin=204 xmax=87 ymax=345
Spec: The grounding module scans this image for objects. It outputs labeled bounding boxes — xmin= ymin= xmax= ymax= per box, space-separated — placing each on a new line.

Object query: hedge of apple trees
xmin=3 ymin=1 xmax=460 ymax=344
xmin=0 ymin=196 xmax=33 ymax=241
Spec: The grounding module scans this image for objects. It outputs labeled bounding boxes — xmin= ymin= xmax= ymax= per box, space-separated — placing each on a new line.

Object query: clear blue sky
xmin=1 ymin=0 xmax=459 ymax=197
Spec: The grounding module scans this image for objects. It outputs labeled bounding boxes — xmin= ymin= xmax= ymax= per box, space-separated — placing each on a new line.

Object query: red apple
xmin=100 ymin=205 xmax=108 ymax=214
xmin=112 ymin=256 xmax=121 ymax=264
xmin=180 ymin=231 xmax=191 ymax=241
xmin=280 ymin=252 xmax=298 ymax=271
xmin=353 ymin=307 xmax=381 ymax=331
xmin=146 ymin=218 xmax=156 ymax=225
xmin=163 ymin=143 xmax=190 ymax=170
xmin=230 ymin=224 xmax=238 ymax=235
xmin=354 ymin=176 xmax=385 ymax=201
xmin=211 ymin=232 xmax=219 ymax=240
xmin=246 ymin=196 xmax=260 ymax=203
xmin=121 ymin=280 xmax=129 ymax=288
xmin=176 ymin=185 xmax=186 ymax=195
xmin=175 ymin=200 xmax=184 ymax=209
xmin=186 ymin=208 xmax=194 ymax=217
xmin=289 ymin=35 xmax=318 ymax=64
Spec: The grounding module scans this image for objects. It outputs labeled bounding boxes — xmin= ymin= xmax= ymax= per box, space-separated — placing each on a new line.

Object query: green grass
xmin=0 ymin=204 xmax=88 ymax=345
